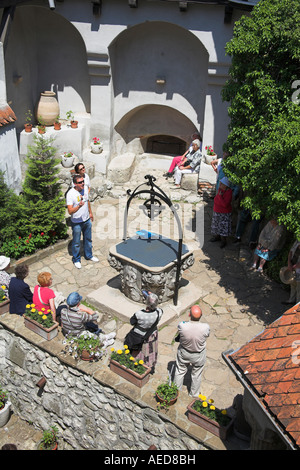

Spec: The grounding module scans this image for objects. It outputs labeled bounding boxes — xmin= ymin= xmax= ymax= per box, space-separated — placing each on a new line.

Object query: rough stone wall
xmin=0 ymin=328 xmax=206 ymax=451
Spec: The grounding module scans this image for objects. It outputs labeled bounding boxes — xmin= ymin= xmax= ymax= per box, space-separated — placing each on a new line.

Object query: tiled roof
xmin=0 ymin=104 xmax=17 ymax=127
xmin=226 ymin=304 xmax=300 ymax=449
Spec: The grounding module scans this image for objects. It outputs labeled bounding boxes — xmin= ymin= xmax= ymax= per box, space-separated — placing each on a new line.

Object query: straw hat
xmin=0 ymin=256 xmax=10 ymax=270
xmin=279 ymin=266 xmax=295 ymax=285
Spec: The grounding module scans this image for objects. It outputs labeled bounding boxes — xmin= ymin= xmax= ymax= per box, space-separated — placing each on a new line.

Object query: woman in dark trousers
xmin=8 ymin=265 xmax=33 ymax=316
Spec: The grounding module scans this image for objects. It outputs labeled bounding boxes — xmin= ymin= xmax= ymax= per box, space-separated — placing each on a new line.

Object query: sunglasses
xmin=79 ymin=166 xmax=85 ymax=171
xmin=77 ymin=180 xmax=84 ymax=184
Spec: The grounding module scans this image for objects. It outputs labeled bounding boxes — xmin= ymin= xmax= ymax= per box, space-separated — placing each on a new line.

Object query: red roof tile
xmin=226 ymin=303 xmax=300 ymax=449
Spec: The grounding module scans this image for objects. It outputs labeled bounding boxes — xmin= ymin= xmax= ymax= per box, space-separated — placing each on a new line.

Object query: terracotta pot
xmin=156 ymin=390 xmax=179 ymax=407
xmin=24 ymin=123 xmax=33 ymax=133
xmin=36 ymin=91 xmax=60 ymax=126
xmin=109 ymin=359 xmax=151 ymax=388
xmin=0 ymin=299 xmax=10 ymax=315
xmin=70 ymin=120 xmax=78 ymax=129
xmin=24 ymin=315 xmax=59 ymax=341
xmin=38 ymin=127 xmax=46 ymax=134
xmin=187 ymin=399 xmax=234 ymax=440
xmin=80 ymin=349 xmax=94 ymax=361
xmin=53 ymin=122 xmax=61 ymax=130
xmin=37 ymin=440 xmax=58 ymax=451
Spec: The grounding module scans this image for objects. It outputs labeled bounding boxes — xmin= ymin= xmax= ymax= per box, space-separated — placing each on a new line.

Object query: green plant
xmin=25 ymin=109 xmax=33 ymax=124
xmin=39 ymin=425 xmax=58 ymax=450
xmin=66 ymin=110 xmax=74 ymax=121
xmin=63 ymin=331 xmax=104 ymax=361
xmin=110 ymin=346 xmax=146 ymax=375
xmin=24 ymin=303 xmax=55 ymax=329
xmin=0 ymin=385 xmax=8 ymax=409
xmin=155 ymin=380 xmax=178 ymax=409
xmin=0 ymin=286 xmax=7 ymax=302
xmin=54 ymin=115 xmax=60 ymax=124
xmin=63 ymin=151 xmax=73 ymax=158
xmin=205 ymin=145 xmax=215 ymax=156
xmin=37 ymin=116 xmax=46 ymax=130
xmin=192 ymin=395 xmax=231 ymax=427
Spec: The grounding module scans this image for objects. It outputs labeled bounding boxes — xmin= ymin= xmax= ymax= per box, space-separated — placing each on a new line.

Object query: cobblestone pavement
xmin=0 ymin=167 xmax=289 ymax=450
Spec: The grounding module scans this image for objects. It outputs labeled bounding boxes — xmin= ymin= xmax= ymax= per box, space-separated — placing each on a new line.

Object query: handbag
xmin=124 ymin=309 xmax=161 ymax=350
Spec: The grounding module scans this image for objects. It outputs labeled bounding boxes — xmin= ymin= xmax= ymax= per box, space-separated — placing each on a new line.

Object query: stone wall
xmin=0 ymin=327 xmax=206 ymax=451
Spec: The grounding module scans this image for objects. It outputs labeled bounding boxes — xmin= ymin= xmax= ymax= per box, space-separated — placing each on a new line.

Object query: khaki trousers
xmin=174 ymin=346 xmax=206 ymax=398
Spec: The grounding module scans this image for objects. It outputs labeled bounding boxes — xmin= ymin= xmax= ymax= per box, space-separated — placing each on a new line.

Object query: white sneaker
xmin=89 ymin=256 xmax=99 ymax=262
xmin=105 ymin=332 xmax=116 ymax=340
xmin=74 ymin=261 xmax=81 ymax=269
xmin=103 ymin=338 xmax=115 ymax=348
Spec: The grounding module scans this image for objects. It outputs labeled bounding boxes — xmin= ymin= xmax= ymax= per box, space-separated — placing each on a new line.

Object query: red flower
xmin=41 ymin=232 xmax=44 ymax=236
xmin=26 ymin=240 xmax=29 ymax=243
xmin=18 ymin=236 xmax=21 ymax=240
xmin=29 ymin=233 xmax=32 ymax=239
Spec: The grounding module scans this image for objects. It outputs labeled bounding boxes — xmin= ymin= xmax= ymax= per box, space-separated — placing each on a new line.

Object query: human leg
xmin=71 ymin=221 xmax=82 ymax=263
xmin=189 ymin=349 xmax=206 ymax=397
xmin=167 ymin=156 xmax=182 ymax=173
xmin=173 ymin=347 xmax=190 ymax=390
xmin=82 ymin=218 xmax=93 ymax=260
xmin=174 ymin=168 xmax=193 ymax=186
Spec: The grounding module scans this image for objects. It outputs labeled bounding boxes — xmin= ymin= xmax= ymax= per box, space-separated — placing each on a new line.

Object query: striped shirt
xmin=61 ymin=306 xmax=98 ymax=336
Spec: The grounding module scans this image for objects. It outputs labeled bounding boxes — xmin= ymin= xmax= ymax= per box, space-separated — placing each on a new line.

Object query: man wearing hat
xmin=281 ymin=239 xmax=300 ymax=305
xmin=60 ymin=292 xmax=116 ymax=347
xmin=173 ymin=305 xmax=210 ymax=397
xmin=0 ymin=256 xmax=11 ymax=297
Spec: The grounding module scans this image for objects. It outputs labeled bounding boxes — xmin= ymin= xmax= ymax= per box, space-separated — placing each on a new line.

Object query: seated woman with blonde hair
xmin=32 ymin=272 xmax=56 ymax=322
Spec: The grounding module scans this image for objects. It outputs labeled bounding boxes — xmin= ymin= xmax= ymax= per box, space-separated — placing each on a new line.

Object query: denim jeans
xmin=71 ymin=218 xmax=93 ymax=263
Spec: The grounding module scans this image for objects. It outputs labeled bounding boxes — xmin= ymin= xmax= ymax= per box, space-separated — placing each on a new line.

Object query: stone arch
xmin=109 ymin=21 xmax=208 ymax=155
xmin=5 ymin=5 xmax=90 ymax=131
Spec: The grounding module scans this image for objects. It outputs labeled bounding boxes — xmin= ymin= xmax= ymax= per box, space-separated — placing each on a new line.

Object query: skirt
xmin=255 ymin=247 xmax=279 ymax=261
xmin=131 ymin=330 xmax=158 ymax=370
xmin=211 ymin=212 xmax=232 ymax=237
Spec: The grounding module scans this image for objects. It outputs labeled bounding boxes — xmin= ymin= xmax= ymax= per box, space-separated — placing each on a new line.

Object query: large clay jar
xmin=36 ymin=91 xmax=60 ymax=126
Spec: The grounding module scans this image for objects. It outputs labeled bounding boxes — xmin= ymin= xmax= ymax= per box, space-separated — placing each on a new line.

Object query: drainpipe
xmin=222 ymin=349 xmax=297 ymax=450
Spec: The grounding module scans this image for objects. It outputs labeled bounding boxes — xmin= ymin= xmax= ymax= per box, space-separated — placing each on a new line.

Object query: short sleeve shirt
xmin=33 ymin=285 xmax=55 ymax=312
xmin=66 ymin=186 xmax=90 ymax=223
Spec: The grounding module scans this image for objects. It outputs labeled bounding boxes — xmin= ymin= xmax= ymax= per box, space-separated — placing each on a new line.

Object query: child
xmin=210 ymin=177 xmax=233 ymax=248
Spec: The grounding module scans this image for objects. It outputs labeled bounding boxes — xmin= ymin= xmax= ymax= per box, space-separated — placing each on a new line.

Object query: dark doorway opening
xmin=146 ymin=135 xmax=186 ymax=156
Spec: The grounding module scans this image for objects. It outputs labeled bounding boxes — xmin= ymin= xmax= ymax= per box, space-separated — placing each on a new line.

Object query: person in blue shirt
xmin=8 ymin=264 xmax=33 ymax=316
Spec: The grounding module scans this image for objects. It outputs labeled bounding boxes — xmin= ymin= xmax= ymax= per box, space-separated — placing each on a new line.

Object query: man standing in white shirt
xmin=66 ymin=174 xmax=99 ymax=269
xmin=173 ymin=305 xmax=210 ymax=397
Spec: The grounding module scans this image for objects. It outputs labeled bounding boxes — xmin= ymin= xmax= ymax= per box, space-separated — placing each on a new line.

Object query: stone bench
xmin=107 ymin=152 xmax=136 ymax=183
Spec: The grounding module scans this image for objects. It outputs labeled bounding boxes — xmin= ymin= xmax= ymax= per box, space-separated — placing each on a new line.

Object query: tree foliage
xmin=222 ymin=0 xmax=300 ymax=239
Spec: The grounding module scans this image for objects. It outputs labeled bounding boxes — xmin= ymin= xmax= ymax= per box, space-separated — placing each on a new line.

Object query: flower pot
xmin=205 ymin=154 xmax=217 ymax=164
xmin=90 ymin=143 xmax=103 ymax=154
xmin=24 ymin=315 xmax=59 ymax=341
xmin=156 ymin=390 xmax=179 ymax=407
xmin=70 ymin=120 xmax=78 ymax=129
xmin=109 ymin=359 xmax=151 ymax=388
xmin=61 ymin=155 xmax=74 ymax=168
xmin=0 ymin=299 xmax=10 ymax=315
xmin=24 ymin=123 xmax=33 ymax=133
xmin=36 ymin=91 xmax=60 ymax=126
xmin=0 ymin=401 xmax=11 ymax=427
xmin=53 ymin=122 xmax=61 ymax=131
xmin=187 ymin=399 xmax=234 ymax=440
xmin=38 ymin=127 xmax=46 ymax=134
xmin=37 ymin=440 xmax=58 ymax=451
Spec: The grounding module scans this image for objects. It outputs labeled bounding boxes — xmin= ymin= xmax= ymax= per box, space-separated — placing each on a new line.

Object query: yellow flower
xmin=124 ymin=345 xmax=128 ymax=349
xmin=117 ymin=349 xmax=123 ymax=355
xmin=198 ymin=394 xmax=206 ymax=401
xmin=125 ymin=349 xmax=130 ymax=355
xmin=26 ymin=304 xmax=31 ymax=309
xmin=130 ymin=357 xmax=134 ymax=361
xmin=202 ymin=401 xmax=208 ymax=408
xmin=1 ymin=285 xmax=5 ymax=290
xmin=210 ymin=405 xmax=216 ymax=411
xmin=42 ymin=315 xmax=47 ymax=320
xmin=139 ymin=360 xmax=144 ymax=365
xmin=208 ymin=398 xmax=214 ymax=404
xmin=134 ymin=362 xmax=138 ymax=366
xmin=31 ymin=303 xmax=35 ymax=308
xmin=221 ymin=409 xmax=227 ymax=415
xmin=41 ymin=308 xmax=45 ymax=311
xmin=38 ymin=311 xmax=43 ymax=316
xmin=31 ymin=308 xmax=36 ymax=313
xmin=111 ymin=347 xmax=115 ymax=352
xmin=47 ymin=309 xmax=51 ymax=313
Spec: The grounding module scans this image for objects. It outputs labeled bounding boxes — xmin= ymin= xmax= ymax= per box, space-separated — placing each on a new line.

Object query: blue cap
xmin=67 ymin=292 xmax=82 ymax=307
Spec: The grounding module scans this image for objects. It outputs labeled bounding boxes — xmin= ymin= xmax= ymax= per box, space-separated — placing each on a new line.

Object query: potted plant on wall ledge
xmin=63 ymin=331 xmax=105 ymax=362
xmin=0 ymin=385 xmax=11 ymax=428
xmin=61 ymin=151 xmax=75 ymax=168
xmin=24 ymin=109 xmax=33 ymax=133
xmin=23 ymin=303 xmax=59 ymax=341
xmin=90 ymin=137 xmax=103 ymax=154
xmin=37 ymin=425 xmax=59 ymax=450
xmin=187 ymin=394 xmax=234 ymax=440
xmin=66 ymin=110 xmax=78 ymax=129
xmin=37 ymin=116 xmax=46 ymax=134
xmin=204 ymin=145 xmax=217 ymax=164
xmin=109 ymin=346 xmax=151 ymax=387
xmin=53 ymin=115 xmax=61 ymax=131
xmin=0 ymin=285 xmax=10 ymax=315
xmin=155 ymin=380 xmax=179 ymax=410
